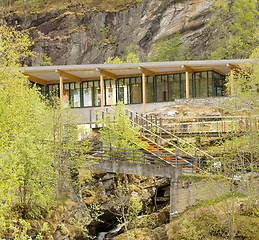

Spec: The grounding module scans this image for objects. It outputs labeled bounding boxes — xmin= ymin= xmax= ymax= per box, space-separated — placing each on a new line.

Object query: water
xmin=96 ymin=224 xmax=124 ymax=240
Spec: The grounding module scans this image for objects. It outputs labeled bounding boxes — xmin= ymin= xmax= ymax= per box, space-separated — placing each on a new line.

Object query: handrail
xmin=125 ymin=108 xmax=215 ymax=161
xmin=105 ymin=107 xmax=210 ymax=173
xmin=88 ymin=145 xmax=172 ymax=165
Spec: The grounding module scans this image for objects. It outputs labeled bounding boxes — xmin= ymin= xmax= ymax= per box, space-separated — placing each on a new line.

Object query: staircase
xmin=139 ymin=135 xmax=201 ymax=173
xmin=125 ymin=108 xmax=216 ymax=173
xmin=91 ymin=107 xmax=216 ymax=173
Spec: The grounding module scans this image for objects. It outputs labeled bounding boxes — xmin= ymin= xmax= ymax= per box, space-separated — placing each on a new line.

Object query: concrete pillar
xmin=170 ymin=178 xmax=179 ymax=221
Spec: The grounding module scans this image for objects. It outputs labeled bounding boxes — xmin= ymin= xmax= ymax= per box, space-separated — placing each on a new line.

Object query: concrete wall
xmin=85 ymin=159 xmax=182 ymax=179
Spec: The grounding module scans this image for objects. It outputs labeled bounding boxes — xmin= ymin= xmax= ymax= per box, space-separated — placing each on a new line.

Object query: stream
xmin=96 ymin=224 xmax=124 ymax=240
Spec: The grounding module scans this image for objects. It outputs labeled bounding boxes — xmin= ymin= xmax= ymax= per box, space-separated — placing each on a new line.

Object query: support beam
xmin=139 ymin=66 xmax=156 ymax=77
xmin=59 ymin=74 xmax=64 ymax=108
xmin=23 ymin=73 xmax=47 ymax=86
xmin=170 ymin=179 xmax=179 ymax=220
xmin=182 ymin=65 xmax=194 ymax=74
xmin=142 ymin=73 xmax=146 ymax=113
xmin=56 ymin=69 xmax=82 ymax=83
xmin=185 ymin=71 xmax=190 ymax=99
xmin=97 ymin=68 xmax=118 ymax=80
xmin=100 ymin=74 xmax=104 ymax=111
xmin=230 ymin=69 xmax=234 ymax=96
xmin=227 ymin=63 xmax=240 ymax=70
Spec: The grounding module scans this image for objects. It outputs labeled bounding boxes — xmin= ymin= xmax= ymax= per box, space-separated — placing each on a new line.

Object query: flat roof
xmin=20 ymin=59 xmax=254 ymax=86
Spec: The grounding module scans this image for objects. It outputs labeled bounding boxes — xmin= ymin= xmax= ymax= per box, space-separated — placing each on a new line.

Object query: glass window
xmin=105 ymin=79 xmax=116 ymax=105
xmin=156 ymin=75 xmax=167 ymax=102
xmin=213 ymin=72 xmax=225 ymax=96
xmin=118 ymin=78 xmax=130 ymax=104
xmin=70 ymin=82 xmax=81 ymax=108
xmin=193 ymin=72 xmax=208 ymax=98
xmin=83 ymin=82 xmax=93 ymax=107
xmin=146 ymin=76 xmax=154 ymax=103
xmin=93 ymin=81 xmax=101 ymax=106
xmin=168 ymin=74 xmax=180 ymax=100
xmin=131 ymin=77 xmax=142 ymax=104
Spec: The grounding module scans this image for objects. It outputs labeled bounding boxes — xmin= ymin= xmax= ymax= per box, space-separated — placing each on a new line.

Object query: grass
xmin=4 ymin=0 xmax=144 ymax=14
xmin=166 ymin=196 xmax=259 ymax=240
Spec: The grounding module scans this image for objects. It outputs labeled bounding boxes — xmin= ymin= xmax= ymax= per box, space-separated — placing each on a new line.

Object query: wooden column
xmin=59 ymin=74 xmax=63 ymax=107
xmin=185 ymin=71 xmax=189 ymax=99
xmin=142 ymin=72 xmax=146 ymax=113
xmin=100 ymin=74 xmax=104 ymax=111
xmin=230 ymin=69 xmax=234 ymax=96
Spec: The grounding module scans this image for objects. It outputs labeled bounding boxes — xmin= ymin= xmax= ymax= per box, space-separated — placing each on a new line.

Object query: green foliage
xmin=167 ymin=200 xmax=259 ymax=240
xmin=148 ymin=32 xmax=191 ymax=62
xmin=111 ymin=180 xmax=143 ymax=240
xmin=0 ymin=22 xmax=92 ymax=238
xmin=105 ymin=43 xmax=140 ymax=64
xmin=208 ymin=0 xmax=259 ymax=59
xmin=98 ymin=102 xmax=146 ymax=149
xmin=0 ymin=22 xmax=56 ymax=239
xmin=39 ymin=53 xmax=53 ymax=66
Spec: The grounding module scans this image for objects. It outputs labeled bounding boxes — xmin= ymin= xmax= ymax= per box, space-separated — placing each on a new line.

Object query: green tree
xmin=208 ymin=0 xmax=259 ymax=59
xmin=98 ymin=102 xmax=146 ymax=150
xmin=0 ymin=22 xmax=56 ymax=238
xmin=148 ymin=32 xmax=191 ymax=62
xmin=105 ymin=43 xmax=140 ymax=64
xmin=111 ymin=179 xmax=143 ymax=240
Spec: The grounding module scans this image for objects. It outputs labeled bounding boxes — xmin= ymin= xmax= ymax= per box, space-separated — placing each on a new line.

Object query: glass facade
xmin=42 ymin=70 xmax=225 ymax=108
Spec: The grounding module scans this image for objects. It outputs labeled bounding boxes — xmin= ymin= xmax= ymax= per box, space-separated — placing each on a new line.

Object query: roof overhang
xmin=20 ymin=59 xmax=255 ymax=85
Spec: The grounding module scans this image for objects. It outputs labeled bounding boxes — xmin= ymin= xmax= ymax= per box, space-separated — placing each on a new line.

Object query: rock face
xmin=6 ymin=0 xmax=215 ymax=65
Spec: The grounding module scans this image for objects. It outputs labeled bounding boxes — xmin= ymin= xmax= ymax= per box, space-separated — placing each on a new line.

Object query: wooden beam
xmin=139 ymin=66 xmax=156 ymax=77
xmin=23 ymin=73 xmax=47 ymax=86
xmin=56 ymin=69 xmax=82 ymax=83
xmin=59 ymin=74 xmax=64 ymax=108
xmin=142 ymin=73 xmax=146 ymax=113
xmin=230 ymin=69 xmax=234 ymax=96
xmin=182 ymin=65 xmax=194 ymax=74
xmin=97 ymin=68 xmax=118 ymax=80
xmin=100 ymin=74 xmax=104 ymax=111
xmin=227 ymin=63 xmax=240 ymax=70
xmin=185 ymin=71 xmax=190 ymax=99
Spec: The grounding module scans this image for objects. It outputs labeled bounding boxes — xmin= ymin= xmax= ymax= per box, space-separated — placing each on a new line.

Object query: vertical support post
xmin=59 ymin=74 xmax=64 ymax=108
xmin=230 ymin=69 xmax=234 ymax=96
xmin=142 ymin=73 xmax=146 ymax=113
xmin=185 ymin=71 xmax=189 ymax=99
xmin=89 ymin=110 xmax=92 ymax=130
xmin=159 ymin=118 xmax=162 ymax=145
xmin=100 ymin=74 xmax=104 ymax=111
xmin=170 ymin=179 xmax=178 ymax=221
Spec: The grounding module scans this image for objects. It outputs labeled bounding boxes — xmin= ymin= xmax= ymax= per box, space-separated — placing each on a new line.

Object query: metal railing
xmin=88 ymin=145 xmax=172 ymax=166
xmin=142 ymin=115 xmax=259 ymax=135
xmin=125 ymin=108 xmax=215 ymax=162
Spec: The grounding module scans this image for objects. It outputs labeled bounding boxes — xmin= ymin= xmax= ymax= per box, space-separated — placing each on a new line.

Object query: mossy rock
xmin=113 ymin=228 xmax=153 ymax=240
xmin=82 ymin=189 xmax=97 ymax=205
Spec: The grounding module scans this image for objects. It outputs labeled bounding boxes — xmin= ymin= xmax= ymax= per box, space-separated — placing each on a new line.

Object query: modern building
xmin=21 ymin=59 xmax=251 ymax=115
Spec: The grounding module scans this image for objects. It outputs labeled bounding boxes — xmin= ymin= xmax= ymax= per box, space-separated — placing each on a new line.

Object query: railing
xmin=125 ymin=108 xmax=215 ymax=162
xmin=88 ymin=145 xmax=172 ymax=166
xmin=138 ymin=114 xmax=259 ymax=135
xmin=83 ymin=107 xmax=216 ymax=172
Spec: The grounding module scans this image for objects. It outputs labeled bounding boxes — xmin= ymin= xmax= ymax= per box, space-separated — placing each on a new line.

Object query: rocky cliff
xmin=6 ymin=0 xmax=215 ymax=65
